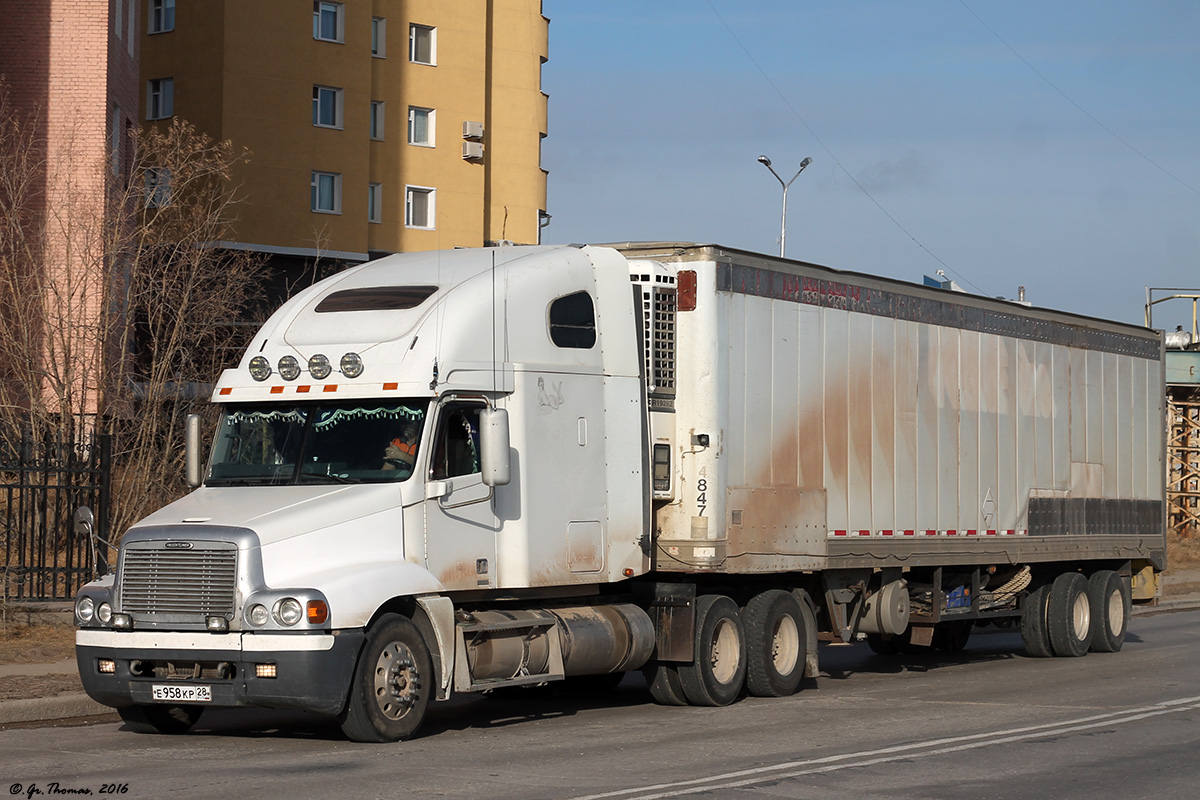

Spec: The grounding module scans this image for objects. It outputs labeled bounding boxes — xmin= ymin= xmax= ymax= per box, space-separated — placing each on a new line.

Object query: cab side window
xmin=548 ymin=291 xmax=596 ymax=349
xmin=430 ymin=405 xmax=481 ymax=479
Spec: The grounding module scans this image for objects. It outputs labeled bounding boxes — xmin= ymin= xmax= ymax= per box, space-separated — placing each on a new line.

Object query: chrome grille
xmin=119 ymin=545 xmax=237 ymax=615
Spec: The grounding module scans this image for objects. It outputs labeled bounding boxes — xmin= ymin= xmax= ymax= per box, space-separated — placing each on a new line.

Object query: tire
xmin=340 ymin=614 xmax=433 ymax=742
xmin=643 ymin=661 xmax=688 ymax=706
xmin=1021 ymin=583 xmax=1054 ymax=658
xmin=1088 ymin=570 xmax=1130 ymax=653
xmin=932 ymin=620 xmax=972 ymax=653
xmin=118 ymin=704 xmax=204 ymax=734
xmin=1047 ymin=572 xmax=1092 ymax=658
xmin=865 ymin=633 xmax=899 ymax=655
xmin=678 ymin=595 xmax=747 ymax=707
xmin=743 ymin=590 xmax=806 ymax=697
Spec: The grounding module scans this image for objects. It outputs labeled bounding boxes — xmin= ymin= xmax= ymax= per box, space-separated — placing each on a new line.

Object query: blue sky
xmin=540 ymin=1 xmax=1200 ymax=326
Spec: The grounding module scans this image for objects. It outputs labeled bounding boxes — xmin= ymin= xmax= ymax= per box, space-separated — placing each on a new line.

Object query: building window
xmin=368 ymin=183 xmax=382 ymax=223
xmin=405 ymin=186 xmax=435 ymax=229
xmin=311 ymin=171 xmax=342 ymax=214
xmin=312 ymin=86 xmax=343 ymax=129
xmin=149 ymin=0 xmax=174 ymax=33
xmin=370 ymin=101 xmax=385 ymax=140
xmin=110 ymin=105 xmax=121 ymax=177
xmin=407 ymin=107 xmax=433 ymax=146
xmin=409 ymin=24 xmax=435 ymax=65
xmin=145 ymin=168 xmax=172 ymax=208
xmin=313 ymin=1 xmax=343 ymax=42
xmin=371 ymin=17 xmax=386 ymax=57
xmin=147 ymin=78 xmax=174 ymax=120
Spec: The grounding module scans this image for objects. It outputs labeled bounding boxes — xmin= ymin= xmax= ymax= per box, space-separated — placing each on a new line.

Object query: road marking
xmin=569 ymin=695 xmax=1200 ymax=800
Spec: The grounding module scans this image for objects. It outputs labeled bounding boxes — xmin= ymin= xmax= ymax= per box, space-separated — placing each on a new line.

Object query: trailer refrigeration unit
xmin=74 ymin=243 xmax=1166 ymax=741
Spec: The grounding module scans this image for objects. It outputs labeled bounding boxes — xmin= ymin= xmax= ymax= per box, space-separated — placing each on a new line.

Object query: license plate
xmin=151 ymin=684 xmax=212 ymax=703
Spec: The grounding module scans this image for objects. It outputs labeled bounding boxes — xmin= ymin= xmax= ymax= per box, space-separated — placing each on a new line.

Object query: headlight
xmin=274 ymin=598 xmax=303 ymax=626
xmin=76 ymin=596 xmax=95 ymax=623
xmin=97 ymin=603 xmax=112 ymax=624
xmin=248 ymin=356 xmax=271 ymax=381
xmin=308 ymin=354 xmax=332 ymax=380
xmin=278 ymin=355 xmax=301 ymax=381
xmin=247 ymin=604 xmax=269 ymax=627
xmin=340 ymin=352 xmax=364 ymax=378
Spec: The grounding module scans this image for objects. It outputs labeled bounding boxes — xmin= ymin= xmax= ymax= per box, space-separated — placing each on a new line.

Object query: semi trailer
xmin=74 ymin=243 xmax=1166 ymax=741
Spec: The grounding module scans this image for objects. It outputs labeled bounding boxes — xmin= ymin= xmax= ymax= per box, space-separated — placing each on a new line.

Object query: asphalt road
xmin=3 ymin=609 xmax=1198 ymax=800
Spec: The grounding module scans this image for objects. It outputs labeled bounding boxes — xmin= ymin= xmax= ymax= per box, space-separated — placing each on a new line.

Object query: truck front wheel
xmin=678 ymin=595 xmax=746 ymax=706
xmin=340 ymin=614 xmax=433 ymax=742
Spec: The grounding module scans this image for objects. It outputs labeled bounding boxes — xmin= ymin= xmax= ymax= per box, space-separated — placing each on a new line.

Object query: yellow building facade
xmin=141 ymin=0 xmax=548 ymax=262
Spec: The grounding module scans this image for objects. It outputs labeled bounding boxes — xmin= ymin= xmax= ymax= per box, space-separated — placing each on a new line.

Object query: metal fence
xmin=0 ymin=432 xmax=111 ymax=602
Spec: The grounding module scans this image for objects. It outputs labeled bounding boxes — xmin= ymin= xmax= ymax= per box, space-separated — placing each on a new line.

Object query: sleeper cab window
xmin=548 ymin=291 xmax=596 ymax=349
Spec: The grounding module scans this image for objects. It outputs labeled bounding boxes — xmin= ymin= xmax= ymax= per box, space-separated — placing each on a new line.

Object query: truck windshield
xmin=206 ymin=400 xmax=428 ymax=485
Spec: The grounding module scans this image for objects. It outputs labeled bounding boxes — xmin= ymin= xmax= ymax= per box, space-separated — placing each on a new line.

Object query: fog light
xmin=340 ymin=352 xmax=363 ymax=378
xmin=248 ymin=356 xmax=271 ymax=381
xmin=306 ymin=600 xmax=329 ymax=625
xmin=255 ymin=663 xmax=277 ymax=679
xmin=111 ymin=613 xmax=132 ymax=630
xmin=278 ymin=355 xmax=301 ymax=381
xmin=97 ymin=602 xmax=112 ymax=624
xmin=206 ymin=616 xmax=229 ymax=633
xmin=308 ymin=354 xmax=332 ymax=380
xmin=98 ymin=659 xmax=116 ymax=674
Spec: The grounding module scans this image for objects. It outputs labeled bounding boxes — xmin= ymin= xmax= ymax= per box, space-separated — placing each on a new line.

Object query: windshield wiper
xmin=298 ymin=472 xmax=356 ymax=485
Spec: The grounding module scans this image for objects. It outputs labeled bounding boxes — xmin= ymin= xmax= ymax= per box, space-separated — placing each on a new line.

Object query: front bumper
xmin=75 ymin=629 xmax=365 ymax=716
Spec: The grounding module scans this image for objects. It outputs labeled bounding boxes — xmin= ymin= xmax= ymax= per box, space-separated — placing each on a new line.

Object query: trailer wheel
xmin=1087 ymin=570 xmax=1130 ymax=653
xmin=340 ymin=614 xmax=433 ymax=742
xmin=118 ymin=704 xmax=204 ymax=734
xmin=643 ymin=662 xmax=688 ymax=706
xmin=1048 ymin=572 xmax=1091 ymax=658
xmin=743 ymin=590 xmax=806 ymax=697
xmin=678 ymin=595 xmax=746 ymax=707
xmin=1020 ymin=584 xmax=1054 ymax=658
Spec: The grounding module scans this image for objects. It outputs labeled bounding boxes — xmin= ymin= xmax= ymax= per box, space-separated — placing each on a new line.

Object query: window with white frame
xmin=370 ymin=101 xmax=385 ymax=140
xmin=409 ymin=24 xmax=435 ymax=65
xmin=368 ymin=183 xmax=382 ymax=223
xmin=405 ymin=186 xmax=435 ymax=229
xmin=313 ymin=1 xmax=343 ymax=42
xmin=407 ymin=107 xmax=434 ymax=146
xmin=371 ymin=17 xmax=386 ymax=57
xmin=147 ymin=78 xmax=174 ymax=120
xmin=312 ymin=85 xmax=343 ymax=129
xmin=149 ymin=0 xmax=175 ymax=33
xmin=311 ymin=171 xmax=342 ymax=214
xmin=145 ymin=167 xmax=172 ymax=208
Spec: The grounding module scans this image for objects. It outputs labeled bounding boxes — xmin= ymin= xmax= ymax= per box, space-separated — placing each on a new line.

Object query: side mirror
xmin=480 ymin=407 xmax=511 ymax=486
xmin=185 ymin=413 xmax=204 ymax=488
xmin=74 ymin=506 xmax=94 ymax=539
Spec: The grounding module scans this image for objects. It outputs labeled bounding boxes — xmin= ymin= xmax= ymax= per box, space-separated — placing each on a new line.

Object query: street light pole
xmin=757 ymin=155 xmax=812 ymax=258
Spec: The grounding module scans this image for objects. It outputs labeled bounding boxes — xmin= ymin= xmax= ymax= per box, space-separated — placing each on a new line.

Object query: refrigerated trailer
xmin=74 ymin=243 xmax=1165 ymax=740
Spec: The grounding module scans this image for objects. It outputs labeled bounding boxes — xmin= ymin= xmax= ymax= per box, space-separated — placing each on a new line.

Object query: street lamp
xmin=757 ymin=155 xmax=812 ymax=258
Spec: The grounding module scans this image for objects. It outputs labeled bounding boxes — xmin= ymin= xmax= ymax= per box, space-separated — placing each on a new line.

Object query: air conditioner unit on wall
xmin=462 ymin=141 xmax=484 ymax=160
xmin=462 ymin=120 xmax=484 ymax=140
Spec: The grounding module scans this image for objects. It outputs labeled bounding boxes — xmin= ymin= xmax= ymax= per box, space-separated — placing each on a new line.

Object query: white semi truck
xmin=74 ymin=243 xmax=1166 ymax=741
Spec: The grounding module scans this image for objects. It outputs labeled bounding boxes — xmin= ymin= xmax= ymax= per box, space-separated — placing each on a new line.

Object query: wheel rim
xmin=374 ymin=641 xmax=420 ymax=720
xmin=1071 ymin=590 xmax=1091 ymax=641
xmin=710 ymin=618 xmax=741 ymax=684
xmin=1107 ymin=586 xmax=1125 ymax=635
xmin=771 ymin=615 xmax=800 ymax=675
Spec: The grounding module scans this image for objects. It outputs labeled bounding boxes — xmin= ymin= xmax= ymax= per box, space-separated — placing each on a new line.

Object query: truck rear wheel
xmin=643 ymin=661 xmax=688 ymax=706
xmin=340 ymin=614 xmax=433 ymax=742
xmin=743 ymin=590 xmax=806 ymax=697
xmin=678 ymin=595 xmax=746 ymax=707
xmin=118 ymin=704 xmax=204 ymax=734
xmin=1048 ymin=572 xmax=1091 ymax=658
xmin=1021 ymin=583 xmax=1054 ymax=658
xmin=932 ymin=620 xmax=972 ymax=653
xmin=1087 ymin=570 xmax=1130 ymax=653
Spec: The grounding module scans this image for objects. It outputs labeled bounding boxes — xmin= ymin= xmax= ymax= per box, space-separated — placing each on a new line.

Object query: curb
xmin=0 ymin=694 xmax=111 ymax=725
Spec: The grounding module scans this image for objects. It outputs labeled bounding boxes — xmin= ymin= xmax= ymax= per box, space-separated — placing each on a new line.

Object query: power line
xmin=704 ymin=0 xmax=992 ymax=297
